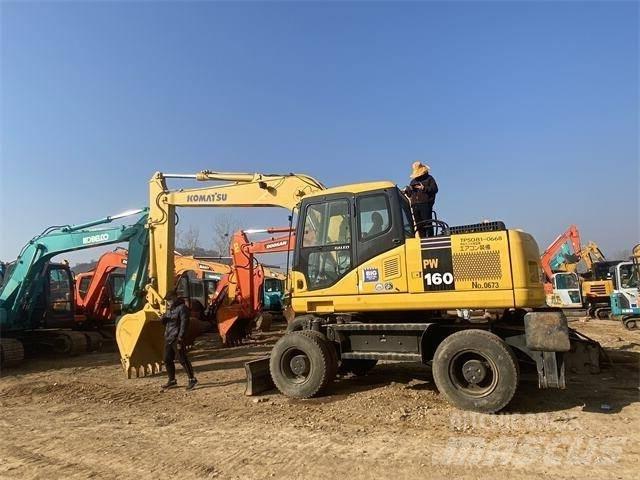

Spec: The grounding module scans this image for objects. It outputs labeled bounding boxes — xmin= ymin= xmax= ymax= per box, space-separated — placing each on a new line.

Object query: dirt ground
xmin=1 ymin=319 xmax=638 ymax=480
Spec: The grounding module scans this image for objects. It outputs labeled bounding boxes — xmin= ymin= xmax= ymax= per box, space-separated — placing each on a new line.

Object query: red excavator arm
xmin=540 ymin=225 xmax=582 ymax=282
xmin=215 ymin=227 xmax=294 ymax=344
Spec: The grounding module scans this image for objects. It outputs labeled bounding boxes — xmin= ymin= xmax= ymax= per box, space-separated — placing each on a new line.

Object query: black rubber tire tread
xmin=432 ymin=329 xmax=519 ymax=413
xmin=270 ymin=331 xmax=331 ymax=399
xmin=339 ymin=359 xmax=378 ymax=376
xmin=286 ymin=315 xmax=314 ymax=333
xmin=298 ymin=330 xmax=338 ymax=382
xmin=1 ymin=338 xmax=25 ymax=368
xmin=623 ymin=317 xmax=638 ymax=330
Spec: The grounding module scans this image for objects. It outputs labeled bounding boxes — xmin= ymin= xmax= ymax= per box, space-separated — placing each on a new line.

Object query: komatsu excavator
xmin=0 ymin=209 xmax=149 ymax=367
xmin=115 ymin=171 xmax=599 ymax=413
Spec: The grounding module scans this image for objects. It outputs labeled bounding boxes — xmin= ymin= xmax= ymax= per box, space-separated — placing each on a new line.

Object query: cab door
xmin=354 ymin=189 xmax=409 ymax=295
xmin=293 ymin=196 xmax=358 ymax=299
xmin=44 ymin=264 xmax=76 ymax=328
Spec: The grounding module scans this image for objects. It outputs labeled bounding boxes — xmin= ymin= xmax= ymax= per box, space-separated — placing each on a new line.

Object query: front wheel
xmin=432 ymin=329 xmax=519 ymax=413
xmin=270 ymin=331 xmax=335 ymax=398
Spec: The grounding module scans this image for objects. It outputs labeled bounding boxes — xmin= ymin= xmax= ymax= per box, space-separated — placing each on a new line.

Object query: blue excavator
xmin=0 ymin=208 xmax=149 ymax=367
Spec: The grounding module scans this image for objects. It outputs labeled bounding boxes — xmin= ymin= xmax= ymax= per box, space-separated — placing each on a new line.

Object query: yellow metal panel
xmin=305 ymin=181 xmax=396 ymax=198
xmin=357 ymin=245 xmax=408 ymax=295
xmin=450 ymin=232 xmax=513 ymax=291
xmin=292 ymin=229 xmax=546 ymax=313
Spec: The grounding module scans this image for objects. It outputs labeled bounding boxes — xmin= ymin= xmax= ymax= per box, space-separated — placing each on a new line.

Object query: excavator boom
xmin=116 ymin=171 xmax=325 ymax=376
xmin=0 ymin=209 xmax=148 ymax=332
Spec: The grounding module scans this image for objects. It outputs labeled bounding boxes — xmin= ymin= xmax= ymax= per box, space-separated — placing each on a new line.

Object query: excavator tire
xmin=270 ymin=331 xmax=333 ymax=399
xmin=286 ymin=315 xmax=313 ymax=333
xmin=298 ymin=330 xmax=339 ymax=381
xmin=1 ymin=338 xmax=25 ymax=369
xmin=432 ymin=329 xmax=519 ymax=414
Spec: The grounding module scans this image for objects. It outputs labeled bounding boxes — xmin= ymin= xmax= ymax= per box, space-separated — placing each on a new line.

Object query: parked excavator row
xmin=0 ymin=209 xmax=149 ymax=367
xmin=113 ymin=170 xmax=600 ymax=413
xmin=540 ymin=225 xmax=621 ymax=318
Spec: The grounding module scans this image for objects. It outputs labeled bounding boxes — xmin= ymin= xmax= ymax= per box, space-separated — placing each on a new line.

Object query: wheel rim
xmin=448 ymin=349 xmax=499 ymax=398
xmin=280 ymin=347 xmax=312 ymax=384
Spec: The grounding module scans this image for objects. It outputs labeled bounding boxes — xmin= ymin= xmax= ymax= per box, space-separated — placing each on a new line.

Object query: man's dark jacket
xmin=409 ymin=173 xmax=438 ymax=206
xmin=162 ymin=298 xmax=189 ymax=344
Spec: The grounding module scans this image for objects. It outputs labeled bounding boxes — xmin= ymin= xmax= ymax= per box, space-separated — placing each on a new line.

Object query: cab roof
xmin=305 ymin=181 xmax=397 ymax=199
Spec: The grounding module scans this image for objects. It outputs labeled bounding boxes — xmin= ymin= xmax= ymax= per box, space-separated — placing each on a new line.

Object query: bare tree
xmin=212 ymin=214 xmax=241 ymax=256
xmin=180 ymin=225 xmax=200 ymax=255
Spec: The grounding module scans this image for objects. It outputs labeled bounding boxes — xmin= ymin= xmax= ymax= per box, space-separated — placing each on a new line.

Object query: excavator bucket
xmin=216 ymin=304 xmax=251 ymax=346
xmin=116 ymin=309 xmax=165 ymax=378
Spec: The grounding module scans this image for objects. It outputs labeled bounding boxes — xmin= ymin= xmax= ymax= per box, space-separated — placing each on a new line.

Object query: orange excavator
xmin=74 ymin=248 xmax=129 ymax=329
xmin=215 ymin=227 xmax=295 ymax=345
xmin=540 ymin=226 xmax=583 ymax=309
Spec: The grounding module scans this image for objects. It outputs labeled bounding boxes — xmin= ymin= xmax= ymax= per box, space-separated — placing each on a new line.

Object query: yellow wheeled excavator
xmin=116 ymin=171 xmax=599 ymax=413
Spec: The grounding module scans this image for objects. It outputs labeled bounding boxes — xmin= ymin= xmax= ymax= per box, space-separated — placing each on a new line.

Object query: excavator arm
xmin=578 ymin=242 xmax=607 ymax=271
xmin=116 ymin=171 xmax=325 ymax=376
xmin=540 ymin=225 xmax=582 ymax=281
xmin=0 ymin=209 xmax=148 ymax=332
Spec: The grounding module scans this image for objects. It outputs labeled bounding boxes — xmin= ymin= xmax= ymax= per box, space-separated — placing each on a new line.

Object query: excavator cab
xmin=41 ymin=263 xmax=76 ymax=329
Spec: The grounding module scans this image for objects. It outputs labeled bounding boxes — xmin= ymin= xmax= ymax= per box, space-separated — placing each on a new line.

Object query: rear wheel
xmin=270 ymin=331 xmax=333 ymax=398
xmin=432 ymin=329 xmax=519 ymax=413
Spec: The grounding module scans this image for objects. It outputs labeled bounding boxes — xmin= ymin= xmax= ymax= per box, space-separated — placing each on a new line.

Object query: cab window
xmin=300 ymin=199 xmax=352 ymax=290
xmin=303 ymin=201 xmax=351 ymax=247
xmin=109 ymin=275 xmax=125 ymax=302
xmin=358 ymin=194 xmax=391 ymax=240
xmin=401 ymin=198 xmax=415 ymax=238
xmin=78 ymin=276 xmax=92 ymax=299
xmin=49 ymin=267 xmax=72 ymax=313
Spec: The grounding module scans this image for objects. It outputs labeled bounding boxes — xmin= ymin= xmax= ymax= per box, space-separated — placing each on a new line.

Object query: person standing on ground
xmin=404 ymin=161 xmax=438 ymax=237
xmin=161 ymin=290 xmax=198 ymax=390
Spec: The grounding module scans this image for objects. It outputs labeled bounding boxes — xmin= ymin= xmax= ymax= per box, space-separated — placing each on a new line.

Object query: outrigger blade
xmin=244 ymin=357 xmax=274 ymax=396
xmin=116 ymin=309 xmax=165 ymax=378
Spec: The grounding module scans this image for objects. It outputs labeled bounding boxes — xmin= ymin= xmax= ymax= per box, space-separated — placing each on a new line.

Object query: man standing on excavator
xmin=161 ymin=290 xmax=198 ymax=391
xmin=404 ymin=161 xmax=438 ymax=237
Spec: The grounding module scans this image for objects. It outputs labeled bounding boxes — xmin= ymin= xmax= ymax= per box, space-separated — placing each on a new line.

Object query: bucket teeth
xmin=122 ymin=361 xmax=163 ymax=378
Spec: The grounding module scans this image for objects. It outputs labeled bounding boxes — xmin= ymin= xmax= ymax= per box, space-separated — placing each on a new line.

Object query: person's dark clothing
xmin=406 ymin=173 xmax=438 ymax=237
xmin=409 ymin=173 xmax=438 ymax=205
xmin=162 ymin=298 xmax=189 ymax=344
xmin=161 ymin=298 xmax=195 ymax=381
xmin=164 ymin=340 xmax=195 ymax=381
xmin=412 ymin=203 xmax=434 ymax=238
